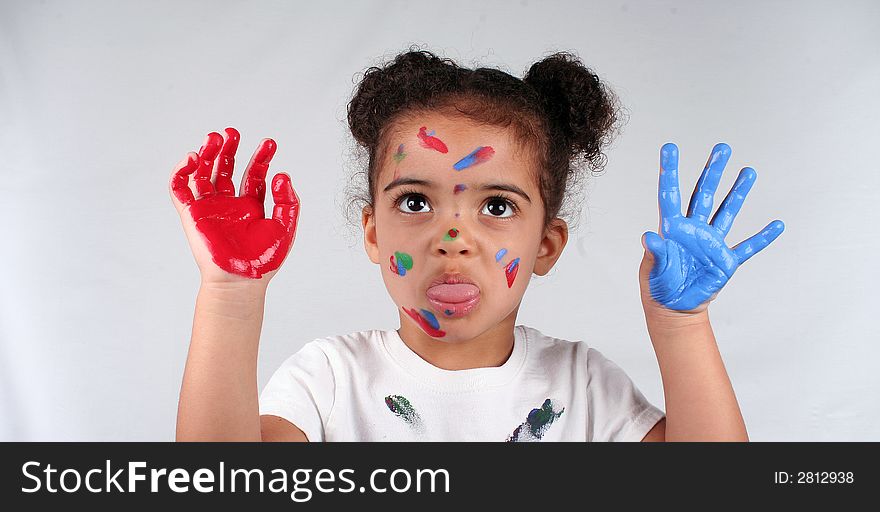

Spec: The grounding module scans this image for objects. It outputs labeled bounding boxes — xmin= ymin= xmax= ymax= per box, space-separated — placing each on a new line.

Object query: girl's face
xmin=362 ymin=111 xmax=568 ymax=343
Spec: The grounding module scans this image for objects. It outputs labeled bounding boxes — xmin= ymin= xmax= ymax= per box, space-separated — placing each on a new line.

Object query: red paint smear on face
xmin=417 ymin=126 xmax=449 ymax=154
xmin=474 ymin=146 xmax=494 ymax=163
xmin=390 ymin=255 xmax=399 ymax=274
xmin=403 ymin=307 xmax=446 ymax=338
xmin=469 ymin=146 xmax=495 ymax=166
xmin=504 ymin=258 xmax=520 ymax=288
xmin=172 ymin=131 xmax=300 ymax=279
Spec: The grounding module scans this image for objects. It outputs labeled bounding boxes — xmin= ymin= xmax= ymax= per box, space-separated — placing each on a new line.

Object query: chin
xmin=398 ymin=293 xmax=517 ymax=341
xmin=430 ymin=314 xmax=505 ymax=343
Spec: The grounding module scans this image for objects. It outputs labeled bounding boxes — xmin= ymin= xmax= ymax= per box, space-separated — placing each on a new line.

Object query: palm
xmin=641 ymin=143 xmax=784 ymax=313
xmin=188 ymin=195 xmax=294 ymax=278
xmin=649 ymin=215 xmax=736 ymax=311
xmin=170 ymin=128 xmax=300 ymax=279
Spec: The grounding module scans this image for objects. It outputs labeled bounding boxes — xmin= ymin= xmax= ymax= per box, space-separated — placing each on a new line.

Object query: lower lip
xmin=425 ymin=289 xmax=481 ymax=318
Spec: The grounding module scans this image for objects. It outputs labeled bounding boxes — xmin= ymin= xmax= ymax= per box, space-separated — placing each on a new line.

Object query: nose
xmin=435 ymin=226 xmax=472 ymax=257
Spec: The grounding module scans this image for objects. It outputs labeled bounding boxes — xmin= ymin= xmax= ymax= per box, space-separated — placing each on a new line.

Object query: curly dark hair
xmin=346 ymin=48 xmax=625 ymax=227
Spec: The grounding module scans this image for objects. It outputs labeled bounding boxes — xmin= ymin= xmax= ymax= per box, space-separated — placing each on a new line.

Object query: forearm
xmin=646 ymin=310 xmax=748 ymax=441
xmin=176 ymin=281 xmax=268 ymax=441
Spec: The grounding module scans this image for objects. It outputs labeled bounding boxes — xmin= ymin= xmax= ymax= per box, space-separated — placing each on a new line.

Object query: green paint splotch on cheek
xmin=385 ymin=394 xmax=424 ymax=432
xmin=394 ymin=251 xmax=413 ymax=271
xmin=506 ymin=399 xmax=565 ymax=442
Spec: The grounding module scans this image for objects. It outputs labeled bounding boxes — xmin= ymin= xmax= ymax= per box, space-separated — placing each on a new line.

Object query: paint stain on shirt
xmin=506 ymin=399 xmax=565 ymax=442
xmin=385 ymin=394 xmax=424 ymax=432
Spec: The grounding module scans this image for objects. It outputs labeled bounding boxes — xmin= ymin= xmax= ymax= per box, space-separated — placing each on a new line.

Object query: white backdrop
xmin=1 ymin=0 xmax=877 ymax=441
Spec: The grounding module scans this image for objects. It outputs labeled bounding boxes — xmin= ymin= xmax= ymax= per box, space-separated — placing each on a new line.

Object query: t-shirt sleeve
xmin=259 ymin=341 xmax=336 ymax=442
xmin=585 ymin=347 xmax=665 ymax=442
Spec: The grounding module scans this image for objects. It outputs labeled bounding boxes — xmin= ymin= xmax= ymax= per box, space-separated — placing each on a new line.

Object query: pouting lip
xmin=427 ymin=272 xmax=479 ymax=288
xmin=426 ymin=294 xmax=481 ymax=318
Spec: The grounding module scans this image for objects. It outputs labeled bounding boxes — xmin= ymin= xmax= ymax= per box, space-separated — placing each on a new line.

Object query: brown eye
xmin=482 ymin=198 xmax=514 ymax=218
xmin=398 ymin=194 xmax=432 ymax=213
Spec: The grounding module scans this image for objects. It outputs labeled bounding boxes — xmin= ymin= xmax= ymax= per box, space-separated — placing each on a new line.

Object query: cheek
xmin=388 ymin=250 xmax=415 ymax=277
xmin=379 ymin=223 xmax=423 ymax=292
xmin=490 ymin=246 xmax=523 ymax=290
xmin=484 ymin=224 xmax=542 ymax=292
xmin=375 ymin=213 xmax=407 ymax=254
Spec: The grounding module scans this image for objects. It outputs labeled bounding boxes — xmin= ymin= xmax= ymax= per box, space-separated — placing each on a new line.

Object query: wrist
xmin=644 ymin=308 xmax=716 ymax=356
xmin=197 ymin=280 xmax=269 ymax=322
xmin=644 ymin=304 xmax=710 ymax=329
xmin=199 ymin=278 xmax=270 ymax=297
xmin=644 ymin=305 xmax=713 ymax=349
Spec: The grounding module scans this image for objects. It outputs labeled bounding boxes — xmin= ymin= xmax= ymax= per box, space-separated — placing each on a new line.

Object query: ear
xmin=533 ymin=218 xmax=568 ymax=276
xmin=362 ymin=204 xmax=381 ymax=264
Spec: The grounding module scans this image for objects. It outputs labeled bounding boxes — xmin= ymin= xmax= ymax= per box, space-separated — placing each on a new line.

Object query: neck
xmin=396 ymin=306 xmax=519 ymax=370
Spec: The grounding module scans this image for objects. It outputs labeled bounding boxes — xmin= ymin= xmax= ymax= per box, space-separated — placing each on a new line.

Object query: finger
xmin=731 ymin=220 xmax=785 ymax=265
xmin=170 ymin=152 xmax=199 ymax=207
xmin=213 ymin=127 xmax=240 ymax=196
xmin=658 ymin=142 xmax=682 ymax=235
xmin=271 ymin=172 xmax=300 ymax=229
xmin=194 ymin=132 xmax=224 ymax=199
xmin=643 ymin=231 xmax=668 ymax=273
xmin=687 ymin=142 xmax=731 ymax=223
xmin=710 ymin=167 xmax=757 ymax=238
xmin=240 ymin=138 xmax=277 ymax=203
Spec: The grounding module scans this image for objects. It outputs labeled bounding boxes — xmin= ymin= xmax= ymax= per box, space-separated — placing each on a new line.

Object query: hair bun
xmin=524 ymin=52 xmax=622 ymax=170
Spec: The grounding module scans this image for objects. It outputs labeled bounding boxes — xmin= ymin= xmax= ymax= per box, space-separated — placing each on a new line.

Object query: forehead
xmin=379 ymin=111 xmax=538 ymax=186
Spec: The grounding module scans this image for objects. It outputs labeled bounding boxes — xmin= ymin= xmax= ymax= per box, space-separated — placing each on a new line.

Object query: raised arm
xmin=169 ymin=128 xmax=302 ymax=441
xmin=638 ymin=142 xmax=784 ymax=441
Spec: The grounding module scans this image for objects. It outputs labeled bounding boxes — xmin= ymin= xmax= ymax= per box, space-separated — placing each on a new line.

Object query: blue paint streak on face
xmin=495 ymin=248 xmax=508 ymax=262
xmin=644 ymin=142 xmax=785 ymax=311
xmin=453 ymin=147 xmax=483 ymax=171
xmin=509 ymin=257 xmax=520 ymax=270
xmin=419 ymin=309 xmax=441 ymax=330
xmin=397 ymin=260 xmax=406 ymax=276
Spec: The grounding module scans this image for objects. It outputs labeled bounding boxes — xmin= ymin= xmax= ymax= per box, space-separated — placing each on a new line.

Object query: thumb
xmin=641 ymin=231 xmax=667 ymax=271
xmin=271 ymin=172 xmax=300 ymax=228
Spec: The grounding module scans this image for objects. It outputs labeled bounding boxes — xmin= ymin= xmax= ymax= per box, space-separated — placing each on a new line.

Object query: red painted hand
xmin=169 ymin=128 xmax=300 ymax=282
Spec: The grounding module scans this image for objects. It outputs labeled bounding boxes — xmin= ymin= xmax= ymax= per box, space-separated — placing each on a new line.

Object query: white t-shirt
xmin=259 ymin=325 xmax=665 ymax=442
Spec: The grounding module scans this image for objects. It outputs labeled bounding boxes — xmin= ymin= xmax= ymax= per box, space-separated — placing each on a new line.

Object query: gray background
xmin=1 ymin=0 xmax=877 ymax=441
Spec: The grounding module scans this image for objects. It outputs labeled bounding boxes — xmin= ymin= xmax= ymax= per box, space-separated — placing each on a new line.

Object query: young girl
xmin=170 ymin=50 xmax=784 ymax=442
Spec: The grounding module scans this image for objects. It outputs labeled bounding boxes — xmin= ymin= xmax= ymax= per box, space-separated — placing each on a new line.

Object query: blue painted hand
xmin=639 ymin=142 xmax=785 ymax=314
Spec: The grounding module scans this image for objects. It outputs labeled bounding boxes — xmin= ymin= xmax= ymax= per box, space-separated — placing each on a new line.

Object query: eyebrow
xmin=383 ymin=176 xmax=434 ymax=193
xmin=382 ymin=176 xmax=532 ymax=204
xmin=476 ymin=183 xmax=532 ymax=204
